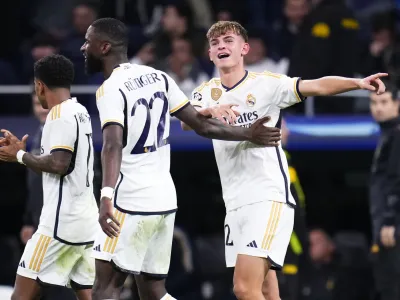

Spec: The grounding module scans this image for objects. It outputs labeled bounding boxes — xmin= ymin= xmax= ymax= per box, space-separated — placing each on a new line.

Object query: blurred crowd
xmin=1 ymin=0 xmax=400 ymax=115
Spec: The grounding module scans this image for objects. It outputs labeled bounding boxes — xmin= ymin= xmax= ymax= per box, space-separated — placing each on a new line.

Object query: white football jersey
xmin=191 ymin=71 xmax=304 ymax=211
xmin=38 ymin=98 xmax=99 ymax=244
xmin=96 ymin=63 xmax=189 ymax=213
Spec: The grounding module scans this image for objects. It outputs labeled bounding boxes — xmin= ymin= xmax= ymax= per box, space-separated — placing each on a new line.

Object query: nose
xmin=80 ymin=43 xmax=86 ymax=53
xmin=218 ymin=44 xmax=226 ymax=51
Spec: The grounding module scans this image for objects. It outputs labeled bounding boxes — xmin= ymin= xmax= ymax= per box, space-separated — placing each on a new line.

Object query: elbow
xmin=53 ymin=160 xmax=70 ymax=176
xmin=102 ymin=141 xmax=123 ymax=154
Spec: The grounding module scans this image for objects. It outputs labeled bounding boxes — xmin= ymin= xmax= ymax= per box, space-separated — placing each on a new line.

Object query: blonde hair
xmin=206 ymin=21 xmax=248 ymax=42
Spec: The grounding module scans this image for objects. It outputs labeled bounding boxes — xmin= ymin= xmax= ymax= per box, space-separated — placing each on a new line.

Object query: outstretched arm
xmin=298 ymin=73 xmax=388 ymax=97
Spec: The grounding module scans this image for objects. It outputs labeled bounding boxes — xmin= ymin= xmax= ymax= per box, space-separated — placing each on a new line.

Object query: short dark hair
xmin=91 ymin=18 xmax=128 ymax=50
xmin=371 ymin=10 xmax=396 ymax=34
xmin=382 ymin=80 xmax=399 ymax=100
xmin=207 ymin=21 xmax=248 ymax=42
xmin=34 ymin=54 xmax=75 ymax=89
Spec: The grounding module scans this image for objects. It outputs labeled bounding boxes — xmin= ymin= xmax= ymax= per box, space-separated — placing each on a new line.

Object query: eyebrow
xmin=210 ymin=35 xmax=235 ymax=43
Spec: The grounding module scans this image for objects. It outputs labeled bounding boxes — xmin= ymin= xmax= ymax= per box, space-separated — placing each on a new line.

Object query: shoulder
xmin=193 ymin=77 xmax=221 ymax=96
xmin=47 ymin=101 xmax=77 ymax=125
xmin=249 ymin=71 xmax=285 ymax=80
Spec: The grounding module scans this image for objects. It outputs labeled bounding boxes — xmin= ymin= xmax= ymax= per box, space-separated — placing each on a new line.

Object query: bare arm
xmin=101 ymin=124 xmax=123 ymax=189
xmin=298 ymin=73 xmax=388 ymax=97
xmin=175 ymin=104 xmax=280 ymax=145
xmin=22 ymin=151 xmax=72 ymax=175
xmin=181 ymin=107 xmax=211 ymax=131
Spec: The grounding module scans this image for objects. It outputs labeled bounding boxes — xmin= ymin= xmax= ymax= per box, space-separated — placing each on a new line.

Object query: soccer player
xmin=80 ymin=18 xmax=281 ymax=300
xmin=181 ymin=21 xmax=387 ymax=300
xmin=0 ymin=54 xmax=98 ymax=300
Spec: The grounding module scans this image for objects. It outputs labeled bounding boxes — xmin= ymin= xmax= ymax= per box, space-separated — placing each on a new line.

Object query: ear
xmin=208 ymin=48 xmax=212 ymax=62
xmin=35 ymin=80 xmax=45 ymax=97
xmin=101 ymin=42 xmax=112 ymax=55
xmin=242 ymin=43 xmax=250 ymax=56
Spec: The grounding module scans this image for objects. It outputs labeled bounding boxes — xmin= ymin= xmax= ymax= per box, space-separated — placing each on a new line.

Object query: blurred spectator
xmin=152 ymin=2 xmax=206 ymax=60
xmin=130 ymin=42 xmax=156 ymax=66
xmin=276 ymin=119 xmax=308 ymax=300
xmin=22 ymin=33 xmax=60 ymax=83
xmin=210 ymin=0 xmax=247 ymax=25
xmin=244 ymin=30 xmax=289 ymax=74
xmin=361 ymin=10 xmax=400 ymax=87
xmin=272 ymin=0 xmax=310 ymax=59
xmin=159 ymin=37 xmax=208 ymax=97
xmin=288 ymin=0 xmax=360 ymax=114
xmin=300 ymin=229 xmax=373 ymax=300
xmin=369 ymin=85 xmax=400 ymax=300
xmin=20 ymin=93 xmax=48 ymax=244
xmin=60 ymin=2 xmax=99 ymax=84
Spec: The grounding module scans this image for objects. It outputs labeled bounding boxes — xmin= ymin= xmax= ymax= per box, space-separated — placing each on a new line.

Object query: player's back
xmin=96 ymin=63 xmax=189 ymax=214
xmin=38 ymin=98 xmax=99 ymax=244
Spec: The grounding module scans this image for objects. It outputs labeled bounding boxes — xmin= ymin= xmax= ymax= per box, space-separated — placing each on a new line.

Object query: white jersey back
xmin=96 ymin=63 xmax=189 ymax=214
xmin=38 ymin=98 xmax=99 ymax=244
xmin=191 ymin=71 xmax=304 ymax=211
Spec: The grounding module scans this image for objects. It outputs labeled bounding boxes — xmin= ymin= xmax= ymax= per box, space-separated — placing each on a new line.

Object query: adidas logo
xmin=246 ymin=241 xmax=258 ymax=248
xmin=93 ymin=244 xmax=101 ymax=252
xmin=19 ymin=261 xmax=26 ymax=268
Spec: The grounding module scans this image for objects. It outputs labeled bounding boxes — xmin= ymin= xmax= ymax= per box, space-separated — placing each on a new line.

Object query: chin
xmin=216 ymin=61 xmax=235 ymax=71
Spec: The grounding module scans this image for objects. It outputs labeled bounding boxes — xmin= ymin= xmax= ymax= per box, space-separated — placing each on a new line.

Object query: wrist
xmin=199 ymin=107 xmax=211 ymax=117
xmin=16 ymin=150 xmax=26 ymax=165
xmin=100 ymin=187 xmax=114 ymax=200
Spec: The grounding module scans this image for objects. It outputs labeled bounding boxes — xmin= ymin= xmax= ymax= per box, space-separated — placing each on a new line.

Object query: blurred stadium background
xmin=0 ymin=0 xmax=399 ymax=299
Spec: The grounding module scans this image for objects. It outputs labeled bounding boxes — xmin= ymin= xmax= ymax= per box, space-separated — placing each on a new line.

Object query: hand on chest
xmin=209 ymin=88 xmax=271 ymax=127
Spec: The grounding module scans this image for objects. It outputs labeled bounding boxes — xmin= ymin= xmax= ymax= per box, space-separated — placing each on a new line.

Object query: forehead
xmin=85 ymin=26 xmax=97 ymax=40
xmin=370 ymin=91 xmax=393 ymax=101
xmin=209 ymin=31 xmax=243 ymax=42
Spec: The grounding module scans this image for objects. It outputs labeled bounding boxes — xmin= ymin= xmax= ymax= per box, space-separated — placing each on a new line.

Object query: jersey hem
xmin=114 ymin=205 xmax=178 ymax=216
xmin=111 ymin=260 xmax=140 ymax=275
xmin=50 ymin=147 xmax=73 ymax=154
xmin=102 ymin=121 xmax=124 ymax=131
xmin=170 ymin=101 xmax=190 ymax=116
xmin=267 ymin=256 xmax=283 ymax=271
xmin=54 ymin=236 xmax=94 ymax=246
xmin=295 ymin=78 xmax=306 ymax=102
xmin=37 ymin=277 xmax=67 ymax=288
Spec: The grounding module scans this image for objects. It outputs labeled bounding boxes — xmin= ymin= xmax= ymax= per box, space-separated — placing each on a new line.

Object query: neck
xmin=46 ymin=89 xmax=71 ymax=110
xmin=103 ymin=53 xmax=129 ymax=79
xmin=219 ymin=64 xmax=246 ymax=89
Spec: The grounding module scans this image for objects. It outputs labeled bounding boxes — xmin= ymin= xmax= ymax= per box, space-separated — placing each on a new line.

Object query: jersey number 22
xmin=130 ymin=91 xmax=168 ymax=154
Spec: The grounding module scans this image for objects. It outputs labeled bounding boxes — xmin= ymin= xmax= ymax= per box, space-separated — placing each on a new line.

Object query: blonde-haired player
xmin=182 ymin=20 xmax=387 ymax=300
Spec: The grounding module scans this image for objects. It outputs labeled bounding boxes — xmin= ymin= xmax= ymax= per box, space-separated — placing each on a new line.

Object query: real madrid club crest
xmin=246 ymin=94 xmax=256 ymax=107
xmin=211 ymin=88 xmax=222 ymax=101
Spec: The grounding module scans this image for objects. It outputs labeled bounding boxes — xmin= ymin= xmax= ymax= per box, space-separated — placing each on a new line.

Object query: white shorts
xmin=92 ymin=209 xmax=175 ymax=277
xmin=17 ymin=232 xmax=95 ymax=287
xmin=224 ymin=201 xmax=294 ymax=270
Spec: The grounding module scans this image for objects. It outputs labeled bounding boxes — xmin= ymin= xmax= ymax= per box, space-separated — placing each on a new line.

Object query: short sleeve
xmin=190 ymin=85 xmax=209 ymax=109
xmin=160 ymin=73 xmax=190 ymax=116
xmin=273 ymin=75 xmax=305 ymax=109
xmin=48 ymin=117 xmax=77 ymax=154
xmin=96 ymin=84 xmax=125 ymax=130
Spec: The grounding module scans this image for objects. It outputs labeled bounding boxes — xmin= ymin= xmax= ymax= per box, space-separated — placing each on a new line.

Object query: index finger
xmin=371 ymin=73 xmax=388 ymax=80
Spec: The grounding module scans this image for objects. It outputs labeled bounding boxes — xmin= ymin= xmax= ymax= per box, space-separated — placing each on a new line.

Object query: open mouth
xmin=218 ymin=53 xmax=230 ymax=59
